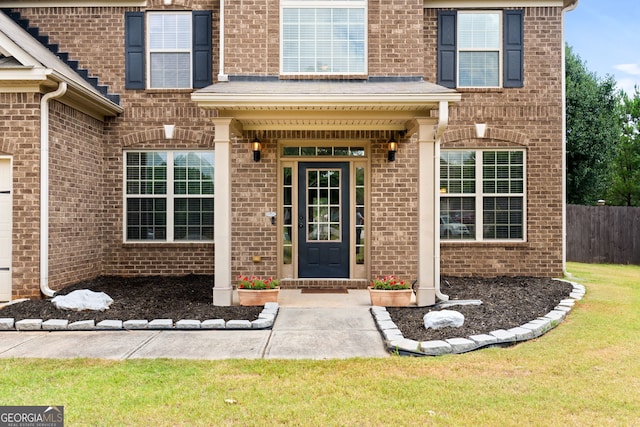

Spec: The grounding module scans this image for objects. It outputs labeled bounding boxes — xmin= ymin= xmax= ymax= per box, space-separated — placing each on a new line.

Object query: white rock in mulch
xmin=51 ymin=289 xmax=113 ymax=312
xmin=423 ymin=310 xmax=465 ymax=330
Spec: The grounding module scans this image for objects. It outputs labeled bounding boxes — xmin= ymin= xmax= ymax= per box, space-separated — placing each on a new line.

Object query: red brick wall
xmin=231 ymin=135 xmax=279 ymax=280
xmin=426 ymin=7 xmax=565 ymax=278
xmin=101 ymin=122 xmax=216 ymax=277
xmin=224 ymin=0 xmax=425 ymax=78
xmin=368 ymin=0 xmax=424 ymax=77
xmin=224 ymin=0 xmax=278 ymax=76
xmin=229 ymin=130 xmax=419 ymax=285
xmin=369 ymin=134 xmax=418 ymax=280
xmin=47 ymin=101 xmax=105 ymax=291
xmin=14 ymin=4 xmax=219 ymax=287
xmin=0 ymin=93 xmax=41 ymax=299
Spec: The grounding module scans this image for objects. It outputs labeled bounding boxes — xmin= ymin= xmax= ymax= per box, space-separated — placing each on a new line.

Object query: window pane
xmin=150 ymin=53 xmax=191 ymax=88
xmin=483 ymin=151 xmax=524 ymax=195
xmin=440 ymin=197 xmax=475 ymax=240
xmin=126 ymin=198 xmax=166 ymax=240
xmin=282 ymin=7 xmax=365 ymax=74
xmin=483 ymin=197 xmax=523 ymax=239
xmin=459 ymin=13 xmax=500 ymax=49
xmin=459 ymin=51 xmax=499 ymax=87
xmin=440 ymin=151 xmax=475 ymax=194
xmin=126 ymin=152 xmax=167 ymax=196
xmin=174 ymin=197 xmax=214 ymax=241
xmin=174 ymin=152 xmax=215 ymax=196
xmin=149 ymin=14 xmax=191 ymax=50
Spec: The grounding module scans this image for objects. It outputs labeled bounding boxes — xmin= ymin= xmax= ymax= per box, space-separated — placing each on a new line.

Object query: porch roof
xmin=191 ymin=79 xmax=461 ymax=132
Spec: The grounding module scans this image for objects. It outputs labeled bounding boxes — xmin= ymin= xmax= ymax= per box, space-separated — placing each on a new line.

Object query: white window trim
xmin=280 ymin=0 xmax=368 ymax=76
xmin=440 ymin=149 xmax=526 ymax=242
xmin=146 ymin=11 xmax=193 ymax=89
xmin=457 ymin=10 xmax=503 ymax=89
xmin=123 ymin=150 xmax=214 ymax=243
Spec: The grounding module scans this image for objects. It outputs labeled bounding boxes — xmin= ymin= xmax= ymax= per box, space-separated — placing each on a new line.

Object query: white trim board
xmin=424 ymin=1 xmax=564 ymax=8
xmin=0 ymin=1 xmax=146 ymax=7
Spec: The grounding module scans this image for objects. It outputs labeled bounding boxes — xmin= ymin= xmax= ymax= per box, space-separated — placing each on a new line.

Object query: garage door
xmin=0 ymin=158 xmax=11 ymax=301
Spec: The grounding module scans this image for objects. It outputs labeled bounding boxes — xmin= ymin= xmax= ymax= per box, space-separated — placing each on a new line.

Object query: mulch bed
xmin=0 ymin=275 xmax=263 ymax=323
xmin=0 ymin=275 xmax=573 ymax=341
xmin=389 ymin=277 xmax=573 ymax=341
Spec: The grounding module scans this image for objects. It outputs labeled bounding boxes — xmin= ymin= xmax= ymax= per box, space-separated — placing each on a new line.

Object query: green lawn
xmin=1 ymin=263 xmax=639 ymax=426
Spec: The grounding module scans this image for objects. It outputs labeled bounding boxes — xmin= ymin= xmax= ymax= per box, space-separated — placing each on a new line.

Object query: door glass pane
xmin=283 ymin=167 xmax=293 ymax=264
xmin=307 ymin=169 xmax=341 ymax=242
xmin=355 ymin=166 xmax=365 ymax=264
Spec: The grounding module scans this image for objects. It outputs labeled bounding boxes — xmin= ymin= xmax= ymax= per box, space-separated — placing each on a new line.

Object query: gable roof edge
xmin=0 ymin=9 xmax=122 ymax=119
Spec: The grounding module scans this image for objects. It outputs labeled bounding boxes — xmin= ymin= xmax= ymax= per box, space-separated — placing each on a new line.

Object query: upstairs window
xmin=148 ymin=13 xmax=192 ymax=89
xmin=281 ymin=0 xmax=367 ymax=75
xmin=438 ymin=10 xmax=523 ymax=89
xmin=125 ymin=11 xmax=212 ymax=89
xmin=458 ymin=12 xmax=501 ymax=87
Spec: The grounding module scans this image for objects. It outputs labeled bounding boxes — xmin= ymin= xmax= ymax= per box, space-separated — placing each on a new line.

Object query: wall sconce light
xmin=387 ymin=136 xmax=398 ymax=162
xmin=163 ymin=124 xmax=175 ymax=140
xmin=252 ymin=136 xmax=262 ymax=162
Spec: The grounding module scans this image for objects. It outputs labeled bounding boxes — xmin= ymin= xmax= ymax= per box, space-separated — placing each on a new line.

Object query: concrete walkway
xmin=0 ymin=290 xmax=390 ymax=360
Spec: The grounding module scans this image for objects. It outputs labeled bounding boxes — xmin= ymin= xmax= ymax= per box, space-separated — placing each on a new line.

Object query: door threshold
xmin=279 ymin=278 xmax=369 ymax=289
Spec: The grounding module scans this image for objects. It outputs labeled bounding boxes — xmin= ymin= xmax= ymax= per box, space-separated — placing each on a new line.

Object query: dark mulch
xmin=0 ymin=275 xmax=572 ymax=341
xmin=0 ymin=275 xmax=262 ymax=323
xmin=388 ymin=277 xmax=573 ymax=341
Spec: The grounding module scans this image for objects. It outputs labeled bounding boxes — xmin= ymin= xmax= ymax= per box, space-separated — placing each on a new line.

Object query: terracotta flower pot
xmin=237 ymin=288 xmax=279 ymax=306
xmin=368 ymin=288 xmax=412 ymax=307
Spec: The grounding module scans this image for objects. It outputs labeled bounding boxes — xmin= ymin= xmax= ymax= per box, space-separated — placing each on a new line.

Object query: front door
xmin=0 ymin=158 xmax=11 ymax=301
xmin=298 ymin=162 xmax=350 ymax=278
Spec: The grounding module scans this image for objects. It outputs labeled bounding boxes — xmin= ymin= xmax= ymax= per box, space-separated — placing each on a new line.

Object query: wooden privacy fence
xmin=567 ymin=204 xmax=640 ymax=265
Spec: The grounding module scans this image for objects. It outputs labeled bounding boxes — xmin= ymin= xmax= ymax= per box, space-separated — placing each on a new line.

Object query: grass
xmin=1 ymin=262 xmax=639 ymax=426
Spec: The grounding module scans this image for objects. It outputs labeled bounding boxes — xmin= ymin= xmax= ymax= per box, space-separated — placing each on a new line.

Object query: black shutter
xmin=503 ymin=10 xmax=524 ymax=88
xmin=438 ymin=10 xmax=457 ymax=89
xmin=125 ymin=12 xmax=145 ymax=89
xmin=192 ymin=10 xmax=212 ymax=89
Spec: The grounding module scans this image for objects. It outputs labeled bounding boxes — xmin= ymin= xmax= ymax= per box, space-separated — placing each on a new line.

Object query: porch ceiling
xmin=192 ymin=80 xmax=461 ymax=132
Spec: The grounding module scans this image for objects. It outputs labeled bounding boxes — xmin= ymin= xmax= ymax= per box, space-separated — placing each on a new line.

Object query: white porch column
xmin=211 ymin=118 xmax=234 ymax=306
xmin=416 ymin=117 xmax=439 ymax=307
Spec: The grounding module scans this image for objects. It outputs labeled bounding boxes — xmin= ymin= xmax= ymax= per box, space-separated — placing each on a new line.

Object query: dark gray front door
xmin=298 ymin=162 xmax=350 ymax=278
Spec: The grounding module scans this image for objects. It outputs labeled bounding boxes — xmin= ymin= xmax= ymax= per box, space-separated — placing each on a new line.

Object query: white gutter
xmin=435 ymin=101 xmax=449 ymax=301
xmin=217 ymin=0 xmax=228 ymax=82
xmin=40 ymin=81 xmax=67 ymax=297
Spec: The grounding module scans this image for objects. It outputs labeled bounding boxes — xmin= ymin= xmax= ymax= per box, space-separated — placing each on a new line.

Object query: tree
xmin=607 ymin=88 xmax=640 ymax=206
xmin=565 ymin=45 xmax=621 ymax=205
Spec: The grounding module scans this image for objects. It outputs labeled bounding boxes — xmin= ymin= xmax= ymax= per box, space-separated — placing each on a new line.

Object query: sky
xmin=565 ymin=0 xmax=640 ymax=94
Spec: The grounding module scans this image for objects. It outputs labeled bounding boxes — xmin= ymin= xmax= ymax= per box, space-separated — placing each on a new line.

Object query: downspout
xmin=40 ymin=81 xmax=67 ymax=297
xmin=435 ymin=100 xmax=449 ymax=301
xmin=217 ymin=0 xmax=228 ymax=82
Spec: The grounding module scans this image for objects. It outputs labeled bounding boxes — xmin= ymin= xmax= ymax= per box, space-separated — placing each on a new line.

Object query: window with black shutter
xmin=437 ymin=9 xmax=523 ymax=89
xmin=125 ymin=11 xmax=212 ymax=90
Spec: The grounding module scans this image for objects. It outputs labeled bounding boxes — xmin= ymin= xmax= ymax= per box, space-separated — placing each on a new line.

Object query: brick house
xmin=0 ymin=0 xmax=577 ymax=305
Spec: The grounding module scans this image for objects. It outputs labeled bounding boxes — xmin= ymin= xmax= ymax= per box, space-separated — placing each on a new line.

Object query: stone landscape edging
xmin=371 ymin=279 xmax=585 ymax=356
xmin=0 ymin=303 xmax=279 ymax=332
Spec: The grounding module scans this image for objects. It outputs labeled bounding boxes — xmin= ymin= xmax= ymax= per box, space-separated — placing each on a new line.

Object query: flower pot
xmin=368 ymin=288 xmax=412 ymax=307
xmin=237 ymin=288 xmax=279 ymax=306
